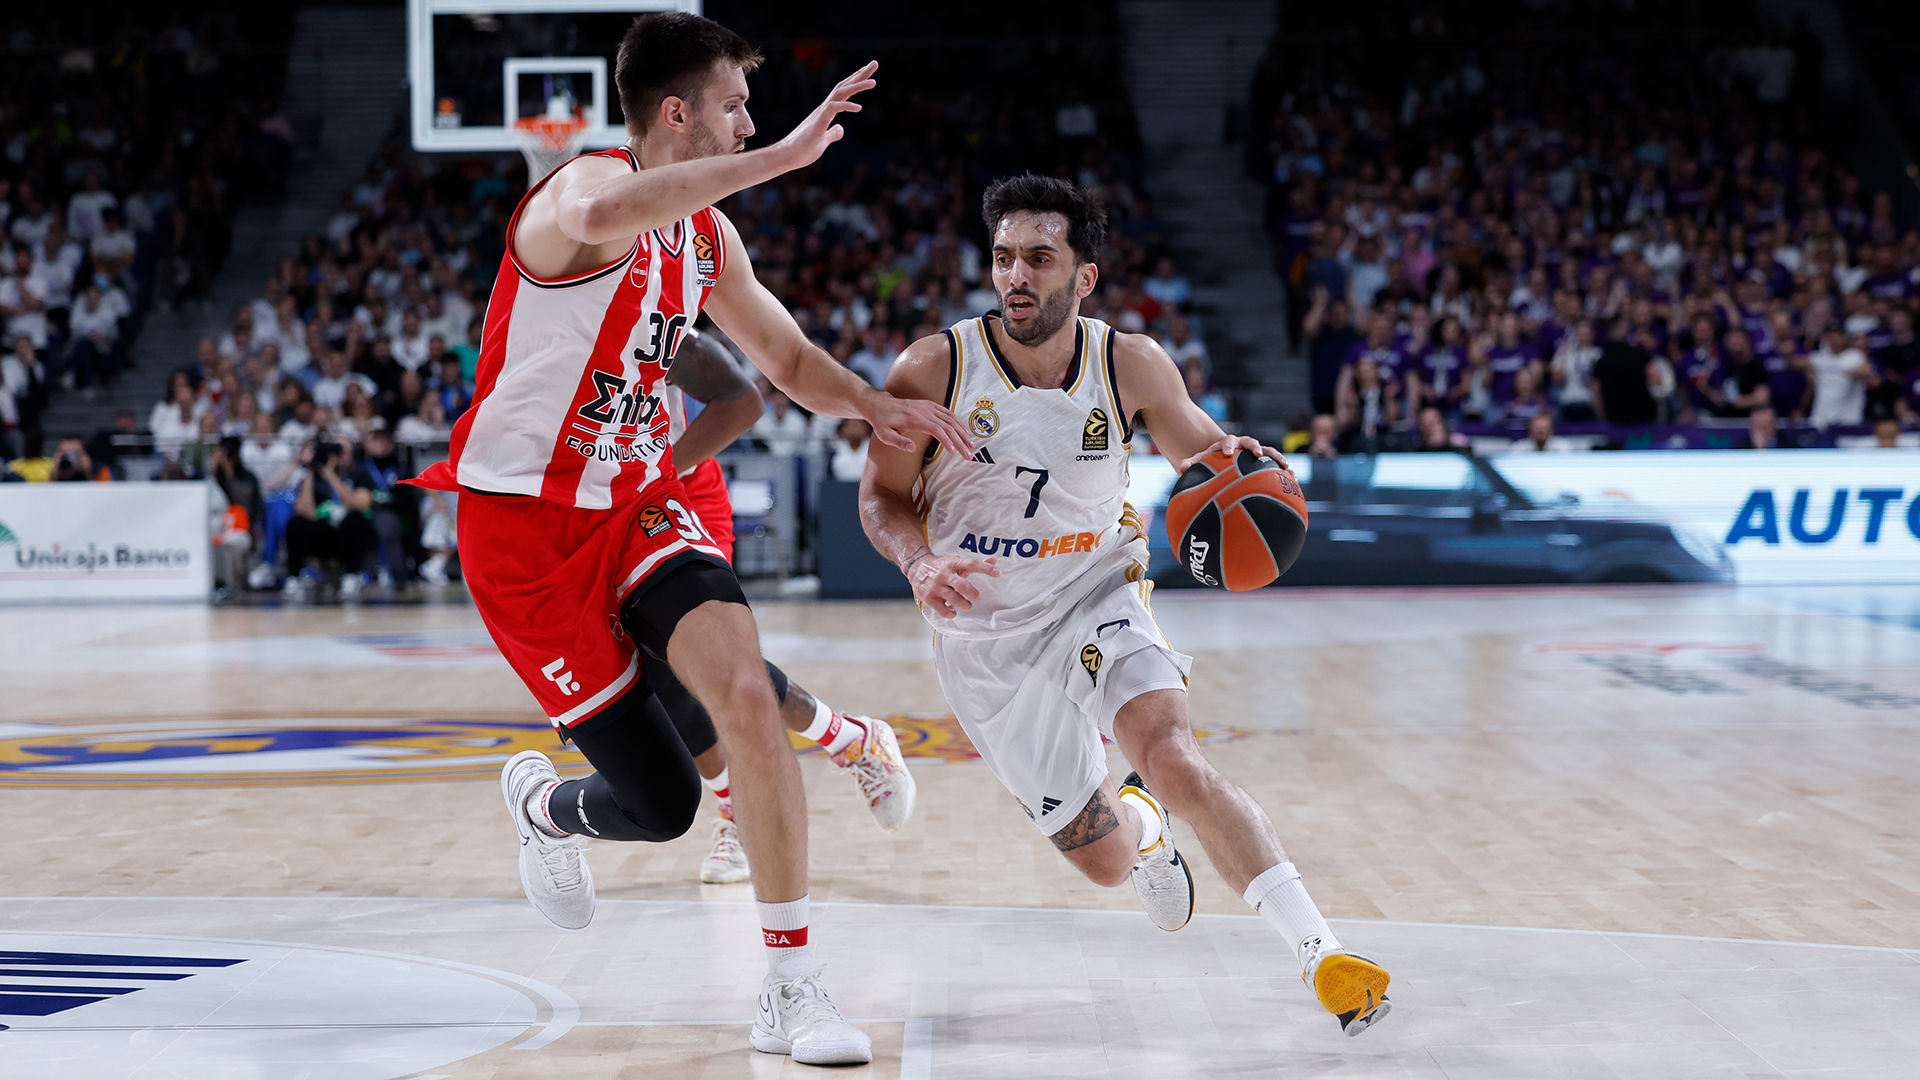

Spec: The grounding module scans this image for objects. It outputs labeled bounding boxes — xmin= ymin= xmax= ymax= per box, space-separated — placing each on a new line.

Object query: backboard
xmin=407 ymin=0 xmax=702 ymax=153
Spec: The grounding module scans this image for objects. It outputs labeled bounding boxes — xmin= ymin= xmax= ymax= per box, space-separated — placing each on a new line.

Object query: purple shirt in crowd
xmin=1485 ymin=343 xmax=1534 ymax=404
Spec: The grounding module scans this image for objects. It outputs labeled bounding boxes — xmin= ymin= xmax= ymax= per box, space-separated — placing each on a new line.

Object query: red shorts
xmin=680 ymin=459 xmax=735 ymax=561
xmin=457 ymin=478 xmax=727 ymax=728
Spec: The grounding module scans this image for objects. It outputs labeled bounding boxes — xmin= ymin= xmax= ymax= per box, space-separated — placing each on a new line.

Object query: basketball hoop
xmin=513 ymin=114 xmax=590 ymax=181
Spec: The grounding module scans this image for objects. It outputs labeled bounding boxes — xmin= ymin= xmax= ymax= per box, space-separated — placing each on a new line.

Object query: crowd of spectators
xmin=27 ymin=18 xmax=1212 ymax=600
xmin=0 ymin=10 xmax=292 ymax=464
xmin=1253 ymin=0 xmax=1920 ymax=455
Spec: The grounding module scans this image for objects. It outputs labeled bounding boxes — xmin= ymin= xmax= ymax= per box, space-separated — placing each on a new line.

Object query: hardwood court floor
xmin=2 ymin=585 xmax=1917 ymax=1078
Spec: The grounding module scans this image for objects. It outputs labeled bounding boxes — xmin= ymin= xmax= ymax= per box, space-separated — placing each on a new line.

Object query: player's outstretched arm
xmin=705 ymin=215 xmax=973 ymax=455
xmin=667 ymin=328 xmax=762 ymax=471
xmin=1114 ymin=333 xmax=1289 ymax=472
xmin=859 ymin=337 xmax=998 ymax=617
xmin=544 ymin=62 xmax=880 ymax=246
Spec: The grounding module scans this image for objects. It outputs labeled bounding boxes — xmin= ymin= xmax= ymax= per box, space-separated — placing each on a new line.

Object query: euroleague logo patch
xmin=1082 ymin=408 xmax=1109 ymax=451
xmin=1080 ymin=644 xmax=1104 ymax=683
xmin=638 ymin=504 xmax=674 ymax=537
xmin=693 ymin=229 xmax=718 ymax=279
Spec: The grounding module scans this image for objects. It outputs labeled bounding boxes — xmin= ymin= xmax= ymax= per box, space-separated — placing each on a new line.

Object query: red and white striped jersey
xmin=414 ymin=146 xmax=728 ymax=509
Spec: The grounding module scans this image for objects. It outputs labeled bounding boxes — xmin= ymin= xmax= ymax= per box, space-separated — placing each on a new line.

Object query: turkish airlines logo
xmin=693 ymin=231 xmax=718 ymax=278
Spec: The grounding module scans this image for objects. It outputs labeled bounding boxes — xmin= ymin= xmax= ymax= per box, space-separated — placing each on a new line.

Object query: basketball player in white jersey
xmin=658 ymin=329 xmax=917 ymax=885
xmin=411 ymin=14 xmax=970 ymax=1065
xmin=861 ymin=174 xmax=1394 ymax=1036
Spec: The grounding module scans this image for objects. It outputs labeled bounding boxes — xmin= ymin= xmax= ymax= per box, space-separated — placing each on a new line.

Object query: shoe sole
xmin=700 ymin=865 xmax=751 ymax=884
xmin=749 ymin=1026 xmax=873 ymax=1065
xmin=501 ymin=751 xmax=594 ymax=931
xmin=1314 ymin=953 xmax=1392 ymax=1033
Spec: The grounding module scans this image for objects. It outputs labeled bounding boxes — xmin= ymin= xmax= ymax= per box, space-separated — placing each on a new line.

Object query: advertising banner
xmin=0 ymin=483 xmax=212 ymax=602
xmin=1129 ymin=450 xmax=1920 ymax=587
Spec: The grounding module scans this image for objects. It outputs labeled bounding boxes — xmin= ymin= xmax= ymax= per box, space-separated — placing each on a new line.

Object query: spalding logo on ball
xmin=1163 ymin=449 xmax=1309 ymax=590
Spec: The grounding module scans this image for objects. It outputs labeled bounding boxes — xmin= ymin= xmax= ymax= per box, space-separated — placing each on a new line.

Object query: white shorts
xmin=933 ymin=566 xmax=1193 ymax=837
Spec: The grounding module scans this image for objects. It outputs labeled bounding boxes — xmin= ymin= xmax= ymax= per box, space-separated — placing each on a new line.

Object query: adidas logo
xmin=972 ymin=447 xmax=995 ymax=464
xmin=1040 ymin=796 xmax=1062 ymax=816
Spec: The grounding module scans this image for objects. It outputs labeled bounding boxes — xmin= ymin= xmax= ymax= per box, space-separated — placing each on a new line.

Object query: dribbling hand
xmin=1178 ymin=433 xmax=1290 ymax=474
xmin=776 ymin=61 xmax=878 ymax=172
xmin=905 ymin=551 xmax=999 ymax=618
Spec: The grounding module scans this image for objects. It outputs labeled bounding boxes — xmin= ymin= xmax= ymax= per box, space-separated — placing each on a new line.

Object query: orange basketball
xmin=1163 ymin=449 xmax=1308 ymax=591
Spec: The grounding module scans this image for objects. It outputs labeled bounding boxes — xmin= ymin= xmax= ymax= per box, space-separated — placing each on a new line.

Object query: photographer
xmin=284 ymin=436 xmax=375 ymax=601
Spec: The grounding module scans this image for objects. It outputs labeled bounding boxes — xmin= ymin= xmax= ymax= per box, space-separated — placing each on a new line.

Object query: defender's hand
xmin=864 ymin=392 xmax=974 ymax=455
xmin=774 ymin=61 xmax=878 ymax=171
xmin=906 ymin=552 xmax=999 ymax=618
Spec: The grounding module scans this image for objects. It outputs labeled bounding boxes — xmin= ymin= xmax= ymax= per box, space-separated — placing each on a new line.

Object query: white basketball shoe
xmin=698 ymin=817 xmax=751 ymax=884
xmin=1300 ymin=933 xmax=1393 ymax=1036
xmin=749 ymin=969 xmax=873 ymax=1065
xmin=1120 ymin=772 xmax=1195 ymax=932
xmin=499 ymin=750 xmax=595 ymax=930
xmin=828 ymin=715 xmax=917 ymax=833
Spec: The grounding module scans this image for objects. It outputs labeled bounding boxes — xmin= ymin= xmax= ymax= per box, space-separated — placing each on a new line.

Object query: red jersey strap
xmin=503 ymin=146 xmax=640 ymax=287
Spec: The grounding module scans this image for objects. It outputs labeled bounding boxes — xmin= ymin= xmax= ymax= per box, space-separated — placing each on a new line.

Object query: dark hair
xmin=981 ymin=173 xmax=1108 ymax=265
xmin=616 ymin=12 xmax=762 ymax=136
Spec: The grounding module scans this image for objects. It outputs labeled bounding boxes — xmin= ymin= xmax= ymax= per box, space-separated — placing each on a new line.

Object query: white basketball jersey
xmin=919 ymin=314 xmax=1144 ymax=638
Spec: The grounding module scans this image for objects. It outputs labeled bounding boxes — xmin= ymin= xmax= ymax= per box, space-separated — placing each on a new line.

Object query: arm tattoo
xmin=670 ymin=331 xmax=754 ymax=406
xmin=1049 ymin=787 xmax=1122 ymax=852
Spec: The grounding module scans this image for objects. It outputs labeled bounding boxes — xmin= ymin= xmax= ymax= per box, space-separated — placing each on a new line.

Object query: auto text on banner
xmin=0 ymin=482 xmax=212 ymax=602
xmin=1493 ymin=450 xmax=1920 ymax=585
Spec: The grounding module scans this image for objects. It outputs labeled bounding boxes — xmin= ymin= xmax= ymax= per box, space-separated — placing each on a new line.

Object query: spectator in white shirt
xmin=31 ymin=222 xmax=84 ymax=310
xmin=8 ymin=196 xmax=52 ymax=248
xmin=751 ymin=386 xmax=812 ymax=456
xmin=419 ymin=293 xmax=461 ymax=345
xmin=150 ymin=373 xmax=209 ymax=459
xmin=310 ymin=351 xmax=377 ymax=412
xmin=1160 ymin=315 xmax=1209 ymax=374
xmin=1 ymin=251 xmax=50 ymax=350
xmin=1550 ymin=319 xmax=1602 ymax=420
xmin=394 ymin=390 xmax=451 ymax=447
xmin=1808 ymin=328 xmax=1874 ymax=429
xmin=1509 ymin=413 xmax=1575 ymax=452
xmin=392 ymin=310 xmax=431 ymax=372
xmin=846 ymin=328 xmax=894 ymax=387
xmin=828 ymin=418 xmax=872 ymax=481
xmin=65 ymin=283 xmax=120 ymax=392
xmin=66 ymin=171 xmax=118 ymax=242
xmin=262 ymin=296 xmax=305 ymax=354
xmin=89 ymin=208 xmax=137 ymax=279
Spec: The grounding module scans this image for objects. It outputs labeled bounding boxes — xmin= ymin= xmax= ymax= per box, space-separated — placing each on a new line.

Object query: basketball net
xmin=512 ymin=110 xmax=590 ymax=182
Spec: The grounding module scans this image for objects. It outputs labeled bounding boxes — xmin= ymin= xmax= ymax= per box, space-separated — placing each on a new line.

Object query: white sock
xmin=1243 ymin=862 xmax=1339 ymax=967
xmin=759 ymin=895 xmax=815 ymax=977
xmin=1116 ymin=789 xmax=1163 ymax=853
xmin=524 ymin=780 xmax=568 ymax=839
xmin=798 ymin=700 xmax=865 ymax=757
xmin=702 ymin=766 xmax=733 ymax=821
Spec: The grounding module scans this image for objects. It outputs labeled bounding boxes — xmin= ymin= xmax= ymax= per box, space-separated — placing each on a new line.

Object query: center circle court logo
xmin=0 ymin=714 xmax=1256 ymax=786
xmin=0 ymin=930 xmax=567 ymax=1074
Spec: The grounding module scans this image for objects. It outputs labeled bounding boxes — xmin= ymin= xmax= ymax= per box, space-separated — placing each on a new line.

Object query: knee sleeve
xmin=552 ymin=687 xmax=703 ymax=842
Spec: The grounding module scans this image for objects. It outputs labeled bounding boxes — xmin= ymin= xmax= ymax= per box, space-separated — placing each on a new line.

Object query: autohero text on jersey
xmin=956 ymin=530 xmax=1103 ymax=558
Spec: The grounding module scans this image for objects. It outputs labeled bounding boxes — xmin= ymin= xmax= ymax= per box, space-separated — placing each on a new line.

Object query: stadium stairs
xmin=1118 ymin=0 xmax=1303 ymax=443
xmin=37 ymin=6 xmax=406 ymax=446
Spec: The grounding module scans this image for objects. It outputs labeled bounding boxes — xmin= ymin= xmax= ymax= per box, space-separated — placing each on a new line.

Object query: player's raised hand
xmin=864 ymin=391 xmax=974 ymax=455
xmin=774 ymin=61 xmax=878 ymax=172
xmin=906 ymin=553 xmax=1000 ymax=617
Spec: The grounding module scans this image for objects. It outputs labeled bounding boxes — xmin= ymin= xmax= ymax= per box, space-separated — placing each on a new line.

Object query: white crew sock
xmin=702 ymin=766 xmax=733 ymax=821
xmin=524 ymin=780 xmax=568 ymax=839
xmin=759 ymin=895 xmax=816 ymax=978
xmin=1116 ymin=788 xmax=1163 ymax=853
xmin=1243 ymin=862 xmax=1340 ymax=966
xmin=797 ymin=700 xmax=865 ymax=757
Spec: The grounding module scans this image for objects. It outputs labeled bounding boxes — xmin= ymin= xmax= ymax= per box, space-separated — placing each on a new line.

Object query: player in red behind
xmin=410 ymin=13 xmax=968 ymax=1066
xmin=660 ymin=328 xmax=917 ymax=885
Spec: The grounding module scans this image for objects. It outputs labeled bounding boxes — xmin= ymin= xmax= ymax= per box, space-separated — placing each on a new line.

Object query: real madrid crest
xmin=968 ymin=398 xmax=1000 ymax=438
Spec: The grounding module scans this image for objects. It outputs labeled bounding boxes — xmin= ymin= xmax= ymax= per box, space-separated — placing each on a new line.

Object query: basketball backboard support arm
xmin=407 ymin=0 xmax=701 ymax=153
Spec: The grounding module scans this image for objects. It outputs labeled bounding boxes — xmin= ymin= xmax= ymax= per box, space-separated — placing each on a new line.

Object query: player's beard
xmin=1000 ymin=284 xmax=1076 ymax=346
xmin=687 ymin=121 xmax=732 ymax=160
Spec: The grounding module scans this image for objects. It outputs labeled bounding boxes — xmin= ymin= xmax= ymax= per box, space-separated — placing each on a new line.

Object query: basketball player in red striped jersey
xmin=410 ymin=13 xmax=969 ymax=1066
xmin=860 ymin=175 xmax=1393 ymax=1037
xmin=657 ymin=328 xmax=917 ymax=885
